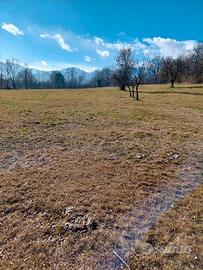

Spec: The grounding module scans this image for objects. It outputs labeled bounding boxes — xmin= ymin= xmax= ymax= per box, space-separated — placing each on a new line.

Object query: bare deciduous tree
xmin=162 ymin=57 xmax=183 ymax=88
xmin=50 ymin=71 xmax=65 ymax=88
xmin=23 ymin=63 xmax=30 ymax=89
xmin=17 ymin=64 xmax=35 ymax=89
xmin=90 ymin=68 xmax=113 ymax=87
xmin=131 ymin=62 xmax=146 ymax=100
xmin=191 ymin=43 xmax=203 ymax=83
xmin=0 ymin=62 xmax=3 ymax=89
xmin=149 ymin=56 xmax=163 ymax=83
xmin=114 ymin=48 xmax=146 ymax=100
xmin=114 ymin=47 xmax=134 ymax=93
xmin=6 ymin=58 xmax=20 ymax=89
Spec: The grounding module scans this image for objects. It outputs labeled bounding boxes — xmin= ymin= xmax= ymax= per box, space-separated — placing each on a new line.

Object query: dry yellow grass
xmin=0 ymin=84 xmax=202 ymax=269
xmin=130 ymin=186 xmax=203 ymax=270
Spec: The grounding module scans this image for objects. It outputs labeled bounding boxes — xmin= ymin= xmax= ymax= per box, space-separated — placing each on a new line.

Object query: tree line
xmin=0 ymin=59 xmax=114 ymax=90
xmin=113 ymin=42 xmax=203 ymax=100
xmin=0 ymin=42 xmax=202 ymax=91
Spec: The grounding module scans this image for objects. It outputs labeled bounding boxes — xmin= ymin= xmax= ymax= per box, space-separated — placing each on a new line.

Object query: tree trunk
xmin=6 ymin=79 xmax=9 ymax=89
xmin=25 ymin=79 xmax=28 ymax=89
xmin=132 ymin=86 xmax=135 ymax=98
xmin=120 ymin=85 xmax=126 ymax=91
xmin=0 ymin=75 xmax=2 ymax=89
xmin=136 ymin=85 xmax=139 ymax=100
xmin=171 ymin=80 xmax=174 ymax=88
xmin=25 ymin=74 xmax=28 ymax=89
xmin=12 ymin=82 xmax=16 ymax=89
xmin=128 ymin=86 xmax=132 ymax=97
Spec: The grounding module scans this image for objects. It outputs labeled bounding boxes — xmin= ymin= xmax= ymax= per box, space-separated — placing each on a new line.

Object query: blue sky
xmin=0 ymin=0 xmax=202 ymax=72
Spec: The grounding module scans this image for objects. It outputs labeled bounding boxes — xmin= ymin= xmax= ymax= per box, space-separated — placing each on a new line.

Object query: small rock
xmin=169 ymin=153 xmax=180 ymax=160
xmin=87 ymin=217 xmax=98 ymax=230
xmin=188 ymin=263 xmax=195 ymax=269
xmin=136 ymin=153 xmax=145 ymax=159
xmin=64 ymin=216 xmax=98 ymax=232
xmin=64 ymin=206 xmax=75 ymax=215
xmin=62 ymin=208 xmax=98 ymax=233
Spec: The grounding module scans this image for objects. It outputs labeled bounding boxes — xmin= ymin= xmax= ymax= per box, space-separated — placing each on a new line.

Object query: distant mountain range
xmin=31 ymin=67 xmax=97 ymax=82
xmin=0 ymin=62 xmax=97 ymax=83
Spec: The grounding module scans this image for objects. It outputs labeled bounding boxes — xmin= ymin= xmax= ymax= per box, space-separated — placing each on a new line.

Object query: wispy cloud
xmin=40 ymin=33 xmax=76 ymax=52
xmin=96 ymin=49 xmax=110 ymax=58
xmin=94 ymin=36 xmax=123 ymax=50
xmin=84 ymin=56 xmax=92 ymax=62
xmin=1 ymin=23 xmax=24 ymax=36
xmin=41 ymin=60 xmax=48 ymax=66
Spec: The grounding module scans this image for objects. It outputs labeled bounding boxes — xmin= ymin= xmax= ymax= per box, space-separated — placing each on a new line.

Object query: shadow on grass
xmin=142 ymin=90 xmax=203 ymax=96
xmin=142 ymin=84 xmax=203 ymax=96
xmin=176 ymin=85 xmax=203 ymax=89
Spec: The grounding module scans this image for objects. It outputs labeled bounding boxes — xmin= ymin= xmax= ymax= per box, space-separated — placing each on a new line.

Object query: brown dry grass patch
xmin=0 ymin=84 xmax=202 ymax=269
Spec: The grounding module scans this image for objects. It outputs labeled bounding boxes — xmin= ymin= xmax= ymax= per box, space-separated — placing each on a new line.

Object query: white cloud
xmin=93 ymin=36 xmax=145 ymax=52
xmin=94 ymin=36 xmax=123 ymax=50
xmin=61 ymin=33 xmax=197 ymax=61
xmin=54 ymin=34 xmax=75 ymax=52
xmin=84 ymin=56 xmax=91 ymax=62
xmin=41 ymin=60 xmax=48 ymax=66
xmin=1 ymin=23 xmax=24 ymax=36
xmin=92 ymin=35 xmax=196 ymax=59
xmin=40 ymin=33 xmax=49 ymax=38
xmin=40 ymin=33 xmax=76 ymax=52
xmin=143 ymin=37 xmax=196 ymax=58
xmin=96 ymin=49 xmax=110 ymax=58
xmin=94 ymin=36 xmax=104 ymax=46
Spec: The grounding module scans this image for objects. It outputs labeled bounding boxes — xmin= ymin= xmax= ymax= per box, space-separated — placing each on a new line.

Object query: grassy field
xmin=0 ymin=84 xmax=202 ymax=269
